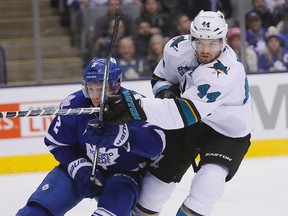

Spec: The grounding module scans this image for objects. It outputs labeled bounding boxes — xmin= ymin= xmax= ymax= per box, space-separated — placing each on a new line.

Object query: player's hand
xmin=68 ymin=158 xmax=104 ymax=198
xmin=86 ymin=119 xmax=130 ymax=148
xmin=155 ymin=85 xmax=180 ymax=99
xmin=104 ymin=90 xmax=147 ymax=125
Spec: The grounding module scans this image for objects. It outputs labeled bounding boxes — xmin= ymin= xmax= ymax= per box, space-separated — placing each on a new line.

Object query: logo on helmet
xmin=201 ymin=21 xmax=210 ymax=28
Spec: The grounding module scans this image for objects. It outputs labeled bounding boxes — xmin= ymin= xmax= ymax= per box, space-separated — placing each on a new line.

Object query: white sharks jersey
xmin=141 ymin=35 xmax=254 ymax=138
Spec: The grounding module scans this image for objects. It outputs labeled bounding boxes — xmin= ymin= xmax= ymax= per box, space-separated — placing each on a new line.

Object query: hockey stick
xmin=90 ymin=7 xmax=121 ymax=184
xmin=0 ymin=107 xmax=100 ymax=118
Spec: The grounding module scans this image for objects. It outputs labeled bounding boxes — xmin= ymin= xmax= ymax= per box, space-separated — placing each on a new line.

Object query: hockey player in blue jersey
xmin=16 ymin=57 xmax=165 ymax=216
xmin=103 ymin=11 xmax=253 ymax=216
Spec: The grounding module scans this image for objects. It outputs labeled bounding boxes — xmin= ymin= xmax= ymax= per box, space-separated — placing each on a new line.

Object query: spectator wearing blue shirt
xmin=246 ymin=11 xmax=268 ymax=56
xmin=258 ymin=26 xmax=288 ymax=71
xmin=246 ymin=0 xmax=277 ymax=28
xmin=276 ymin=12 xmax=288 ymax=49
xmin=116 ymin=37 xmax=151 ymax=80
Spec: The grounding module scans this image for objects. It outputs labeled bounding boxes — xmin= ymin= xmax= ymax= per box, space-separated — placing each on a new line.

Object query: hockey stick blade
xmin=0 ymin=107 xmax=100 ymax=118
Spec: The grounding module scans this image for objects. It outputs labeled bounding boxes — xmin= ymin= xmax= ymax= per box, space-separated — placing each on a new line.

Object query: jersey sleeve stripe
xmin=151 ymin=74 xmax=166 ymax=87
xmin=175 ymin=98 xmax=201 ymax=126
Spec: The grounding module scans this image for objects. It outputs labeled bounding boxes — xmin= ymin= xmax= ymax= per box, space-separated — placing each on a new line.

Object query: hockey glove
xmin=155 ymin=85 xmax=180 ymax=99
xmin=68 ymin=158 xmax=104 ymax=198
xmin=86 ymin=119 xmax=130 ymax=148
xmin=104 ymin=90 xmax=147 ymax=125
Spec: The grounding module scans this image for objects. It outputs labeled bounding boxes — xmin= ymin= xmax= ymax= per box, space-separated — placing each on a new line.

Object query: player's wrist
xmin=67 ymin=157 xmax=92 ymax=179
xmin=155 ymin=85 xmax=180 ymax=99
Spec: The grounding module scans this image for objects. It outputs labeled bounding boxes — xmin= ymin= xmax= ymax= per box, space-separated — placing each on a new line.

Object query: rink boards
xmin=1 ymin=73 xmax=288 ymax=174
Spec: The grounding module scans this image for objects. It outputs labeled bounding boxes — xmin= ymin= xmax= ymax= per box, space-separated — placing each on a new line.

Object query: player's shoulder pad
xmin=60 ymin=90 xmax=90 ymax=109
xmin=165 ymin=34 xmax=191 ymax=52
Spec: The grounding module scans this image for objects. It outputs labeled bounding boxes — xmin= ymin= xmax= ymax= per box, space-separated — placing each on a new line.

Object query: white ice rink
xmin=1 ymin=156 xmax=288 ymax=216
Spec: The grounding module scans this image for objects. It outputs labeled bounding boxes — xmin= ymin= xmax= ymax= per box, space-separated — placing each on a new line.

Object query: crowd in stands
xmin=58 ymin=0 xmax=288 ymax=78
xmin=240 ymin=0 xmax=288 ymax=72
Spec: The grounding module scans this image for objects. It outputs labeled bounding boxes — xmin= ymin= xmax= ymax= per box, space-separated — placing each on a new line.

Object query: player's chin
xmin=199 ymin=56 xmax=213 ymax=64
xmin=92 ymin=101 xmax=100 ymax=107
xmin=200 ymin=58 xmax=212 ymax=64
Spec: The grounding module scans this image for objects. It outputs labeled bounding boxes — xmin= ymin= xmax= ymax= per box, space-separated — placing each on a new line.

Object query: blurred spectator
xmin=265 ymin=0 xmax=284 ymax=12
xmin=276 ymin=12 xmax=288 ymax=49
xmin=59 ymin=0 xmax=71 ymax=27
xmin=121 ymin=0 xmax=142 ymax=4
xmin=67 ymin=0 xmax=108 ymax=8
xmin=159 ymin=0 xmax=179 ymax=16
xmin=137 ymin=0 xmax=171 ymax=39
xmin=246 ymin=0 xmax=277 ymax=28
xmin=133 ymin=19 xmax=153 ymax=57
xmin=91 ymin=19 xmax=126 ymax=58
xmin=173 ymin=0 xmax=211 ymax=19
xmin=227 ymin=27 xmax=258 ymax=72
xmin=147 ymin=34 xmax=165 ymax=71
xmin=116 ymin=37 xmax=151 ymax=79
xmin=0 ymin=45 xmax=6 ymax=84
xmin=50 ymin=0 xmax=60 ymax=8
xmin=67 ymin=0 xmax=110 ymax=47
xmin=170 ymin=14 xmax=191 ymax=36
xmin=164 ymin=0 xmax=232 ymax=20
xmin=93 ymin=0 xmax=137 ymax=45
xmin=246 ymin=11 xmax=268 ymax=56
xmin=211 ymin=0 xmax=233 ymax=19
xmin=258 ymin=26 xmax=288 ymax=71
xmin=274 ymin=0 xmax=288 ymax=25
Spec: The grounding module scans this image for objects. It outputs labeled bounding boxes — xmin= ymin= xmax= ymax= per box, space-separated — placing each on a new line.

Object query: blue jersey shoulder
xmin=60 ymin=90 xmax=92 ymax=109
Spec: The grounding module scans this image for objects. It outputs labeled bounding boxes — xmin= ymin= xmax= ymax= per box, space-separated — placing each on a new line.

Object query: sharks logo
xmin=170 ymin=36 xmax=186 ymax=51
xmin=209 ymin=60 xmax=230 ymax=78
xmin=177 ymin=65 xmax=197 ymax=76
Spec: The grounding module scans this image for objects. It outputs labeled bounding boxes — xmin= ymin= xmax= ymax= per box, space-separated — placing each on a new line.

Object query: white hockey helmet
xmin=190 ymin=10 xmax=228 ymax=49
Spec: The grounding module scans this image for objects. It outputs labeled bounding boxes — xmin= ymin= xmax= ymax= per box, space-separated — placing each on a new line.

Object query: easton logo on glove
xmin=104 ymin=90 xmax=147 ymax=125
xmin=122 ymin=91 xmax=142 ymax=120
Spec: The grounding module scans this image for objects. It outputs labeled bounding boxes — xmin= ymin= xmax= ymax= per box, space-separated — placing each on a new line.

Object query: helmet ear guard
xmin=82 ymin=57 xmax=122 ymax=98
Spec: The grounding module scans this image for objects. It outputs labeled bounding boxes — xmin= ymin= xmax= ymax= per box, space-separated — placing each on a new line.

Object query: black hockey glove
xmin=155 ymin=85 xmax=180 ymax=99
xmin=104 ymin=90 xmax=147 ymax=125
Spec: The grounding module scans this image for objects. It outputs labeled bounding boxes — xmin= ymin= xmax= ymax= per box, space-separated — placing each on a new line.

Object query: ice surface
xmin=1 ymin=156 xmax=288 ymax=216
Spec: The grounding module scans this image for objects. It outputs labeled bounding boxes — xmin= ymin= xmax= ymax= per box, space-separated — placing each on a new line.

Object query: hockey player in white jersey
xmin=103 ymin=10 xmax=254 ymax=215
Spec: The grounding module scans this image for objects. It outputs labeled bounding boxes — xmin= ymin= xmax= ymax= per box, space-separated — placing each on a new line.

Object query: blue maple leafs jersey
xmin=142 ymin=35 xmax=254 ymax=138
xmin=44 ymin=87 xmax=165 ymax=177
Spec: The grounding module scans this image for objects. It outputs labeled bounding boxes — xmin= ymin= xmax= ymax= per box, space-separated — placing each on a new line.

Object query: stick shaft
xmin=98 ymin=8 xmax=121 ymax=123
xmin=91 ymin=8 xmax=121 ymax=182
xmin=0 ymin=107 xmax=100 ymax=118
